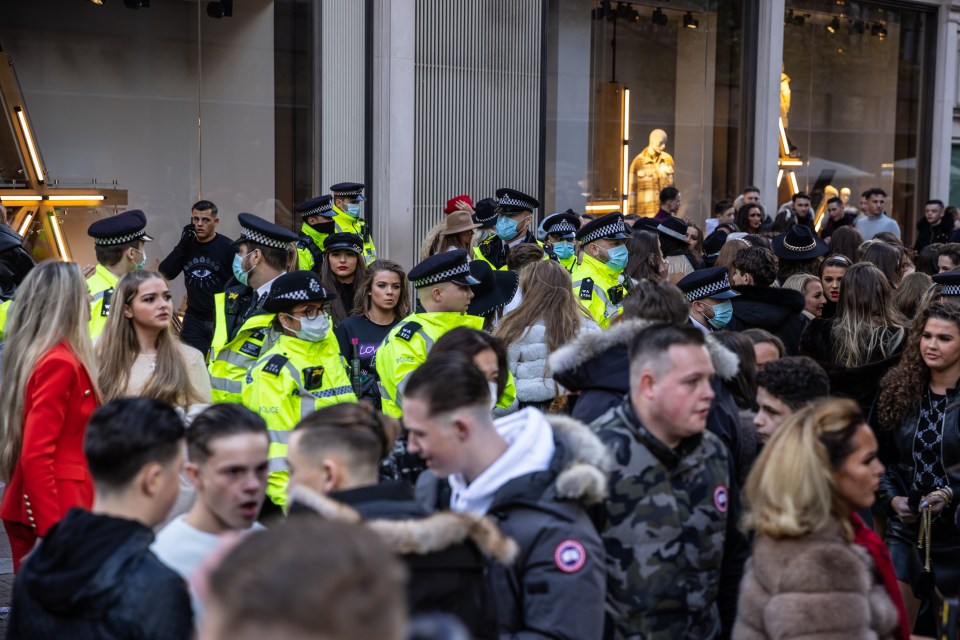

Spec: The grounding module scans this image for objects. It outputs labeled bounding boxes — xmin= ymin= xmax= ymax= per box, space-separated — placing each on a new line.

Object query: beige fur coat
xmin=734 ymin=520 xmax=901 ymax=640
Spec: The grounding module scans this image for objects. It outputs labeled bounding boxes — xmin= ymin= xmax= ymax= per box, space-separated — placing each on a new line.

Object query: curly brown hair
xmin=876 ymin=301 xmax=960 ymax=429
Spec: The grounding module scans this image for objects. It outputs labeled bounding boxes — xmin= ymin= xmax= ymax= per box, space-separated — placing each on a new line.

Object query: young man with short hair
xmin=655 ymin=186 xmax=681 ymax=221
xmin=820 ymin=196 xmax=856 ymax=241
xmin=9 ymin=398 xmax=192 ymax=638
xmin=705 ymin=200 xmax=735 ymax=235
xmin=855 ymin=187 xmax=901 ymax=239
xmin=938 ymin=243 xmax=960 ymax=273
xmin=152 ymin=403 xmax=269 ymax=623
xmin=790 ymin=192 xmax=815 ymax=232
xmin=754 ymin=356 xmax=830 ymax=442
xmin=916 ymin=199 xmax=952 ymax=251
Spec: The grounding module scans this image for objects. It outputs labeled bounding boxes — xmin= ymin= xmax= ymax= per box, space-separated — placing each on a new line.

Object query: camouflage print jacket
xmin=593 ymin=399 xmax=741 ymax=640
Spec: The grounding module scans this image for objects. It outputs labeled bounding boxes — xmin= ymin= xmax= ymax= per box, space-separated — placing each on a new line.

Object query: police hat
xmin=576 ymin=212 xmax=629 ymax=245
xmin=656 ymin=216 xmax=689 ymax=243
xmin=467 ymin=260 xmax=520 ymax=318
xmin=296 ymin=195 xmax=334 ymax=219
xmin=408 ymin=249 xmax=481 ymax=289
xmin=678 ymin=266 xmax=739 ymax=302
xmin=933 ymin=269 xmax=960 ymax=297
xmin=495 ymin=188 xmax=539 ymax=214
xmin=87 ymin=209 xmax=154 ymax=246
xmin=473 ymin=198 xmax=499 ymax=228
xmin=323 ymin=232 xmax=363 ymax=255
xmin=235 ymin=213 xmax=299 ymax=250
xmin=263 ymin=271 xmax=336 ymax=313
xmin=539 ymin=211 xmax=581 ymax=241
xmin=772 ymin=225 xmax=829 ymax=261
xmin=330 ymin=182 xmax=366 ymax=202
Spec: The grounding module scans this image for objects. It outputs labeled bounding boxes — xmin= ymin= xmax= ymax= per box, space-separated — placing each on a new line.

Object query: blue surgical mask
xmin=133 ymin=248 xmax=147 ymax=270
xmin=706 ymin=300 xmax=734 ymax=329
xmin=289 ymin=314 xmax=331 ymax=342
xmin=232 ymin=251 xmax=253 ymax=286
xmin=496 ymin=215 xmax=519 ymax=241
xmin=345 ymin=203 xmax=362 ymax=219
xmin=552 ymin=241 xmax=574 ymax=260
xmin=605 ymin=245 xmax=629 ymax=273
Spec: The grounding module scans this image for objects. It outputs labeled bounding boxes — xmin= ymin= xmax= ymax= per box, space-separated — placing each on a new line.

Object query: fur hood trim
xmin=546 ymin=413 xmax=612 ymax=505
xmin=288 ymin=485 xmax=518 ymax=564
xmin=548 ymin=318 xmax=740 ymax=381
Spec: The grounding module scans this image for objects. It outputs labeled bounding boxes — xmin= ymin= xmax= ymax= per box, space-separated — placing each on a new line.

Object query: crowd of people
xmin=0 ymin=180 xmax=960 ymax=639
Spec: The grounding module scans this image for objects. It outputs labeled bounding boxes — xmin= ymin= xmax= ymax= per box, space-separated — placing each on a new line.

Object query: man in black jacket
xmin=916 ymin=199 xmax=953 ymax=251
xmin=9 ymin=398 xmax=192 ymax=639
xmin=0 ymin=204 xmax=34 ymax=298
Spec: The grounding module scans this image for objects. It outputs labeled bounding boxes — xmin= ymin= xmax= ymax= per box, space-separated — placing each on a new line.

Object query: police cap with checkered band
xmin=263 ymin=271 xmax=336 ymax=313
xmin=495 ymin=188 xmax=540 ymax=214
xmin=329 ymin=182 xmax=366 ymax=202
xmin=87 ymin=209 xmax=154 ymax=246
xmin=677 ymin=266 xmax=740 ymax=302
xmin=408 ymin=249 xmax=481 ymax=289
xmin=539 ymin=211 xmax=581 ymax=241
xmin=295 ymin=195 xmax=334 ymax=219
xmin=234 ymin=213 xmax=298 ymax=251
xmin=575 ymin=212 xmax=629 ymax=245
xmin=933 ymin=269 xmax=960 ymax=298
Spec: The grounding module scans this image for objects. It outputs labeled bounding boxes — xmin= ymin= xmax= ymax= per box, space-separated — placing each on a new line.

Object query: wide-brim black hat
xmin=467 ymin=260 xmax=520 ymax=317
xmin=656 ymin=215 xmax=689 ymax=243
xmin=473 ymin=198 xmax=499 ymax=228
xmin=772 ymin=225 xmax=829 ymax=261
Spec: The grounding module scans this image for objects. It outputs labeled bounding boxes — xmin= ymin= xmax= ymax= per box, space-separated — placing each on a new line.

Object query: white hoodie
xmin=448 ymin=408 xmax=557 ymax=516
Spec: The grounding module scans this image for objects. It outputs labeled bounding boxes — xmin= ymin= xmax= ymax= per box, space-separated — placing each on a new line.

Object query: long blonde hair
xmin=97 ymin=270 xmax=199 ymax=408
xmin=742 ymin=398 xmax=865 ymax=541
xmin=0 ymin=261 xmax=99 ymax=482
xmin=831 ymin=263 xmax=906 ymax=367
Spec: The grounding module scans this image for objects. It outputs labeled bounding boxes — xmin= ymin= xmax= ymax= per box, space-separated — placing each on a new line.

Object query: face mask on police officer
xmin=703 ymin=299 xmax=733 ymax=329
xmin=132 ymin=247 xmax=147 ymax=271
xmin=232 ymin=250 xmax=255 ymax=286
xmin=283 ymin=313 xmax=331 ymax=342
xmin=593 ymin=243 xmax=627 ymax=274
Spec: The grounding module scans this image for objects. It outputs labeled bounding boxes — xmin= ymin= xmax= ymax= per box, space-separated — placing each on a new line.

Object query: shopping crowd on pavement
xmin=0 ymin=181 xmax=959 ymax=639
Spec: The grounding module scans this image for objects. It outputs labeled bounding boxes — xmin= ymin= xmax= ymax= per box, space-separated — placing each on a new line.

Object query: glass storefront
xmin=780 ymin=0 xmax=936 ymax=230
xmin=543 ymin=0 xmax=751 ymax=222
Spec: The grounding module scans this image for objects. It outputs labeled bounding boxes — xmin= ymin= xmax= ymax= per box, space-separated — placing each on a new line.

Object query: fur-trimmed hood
xmin=548 ymin=317 xmax=740 ymax=382
xmin=544 ymin=412 xmax=612 ymax=505
xmin=289 ymin=484 xmax=518 ymax=564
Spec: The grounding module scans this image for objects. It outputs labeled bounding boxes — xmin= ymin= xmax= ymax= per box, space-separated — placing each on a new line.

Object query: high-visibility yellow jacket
xmin=241 ymin=331 xmax=357 ymax=507
xmin=0 ymin=299 xmax=11 ymax=341
xmin=331 ymin=205 xmax=376 ymax=265
xmin=208 ymin=312 xmax=278 ymax=404
xmin=87 ymin=264 xmax=120 ymax=340
xmin=570 ymin=254 xmax=625 ymax=329
xmin=375 ymin=312 xmax=484 ymax=417
xmin=473 ymin=233 xmax=544 ymax=270
xmin=210 ymin=284 xmax=260 ymax=358
xmin=296 ymin=223 xmax=326 ymax=272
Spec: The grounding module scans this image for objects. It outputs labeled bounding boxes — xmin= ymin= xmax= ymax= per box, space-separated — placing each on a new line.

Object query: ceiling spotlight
xmin=615 ymin=3 xmax=640 ymax=23
xmin=89 ymin=0 xmax=103 ymax=4
xmin=872 ymin=22 xmax=887 ymax=39
xmin=683 ymin=11 xmax=699 ymax=29
xmin=826 ymin=16 xmax=840 ymax=33
xmin=652 ymin=8 xmax=667 ymax=26
xmin=207 ymin=0 xmax=233 ymax=18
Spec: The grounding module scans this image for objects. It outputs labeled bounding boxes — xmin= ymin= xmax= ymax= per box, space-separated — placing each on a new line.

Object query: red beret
xmin=443 ymin=194 xmax=474 ymax=215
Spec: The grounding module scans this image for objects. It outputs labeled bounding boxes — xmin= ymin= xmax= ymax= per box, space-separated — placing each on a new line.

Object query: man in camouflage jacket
xmin=592 ymin=324 xmax=747 ymax=639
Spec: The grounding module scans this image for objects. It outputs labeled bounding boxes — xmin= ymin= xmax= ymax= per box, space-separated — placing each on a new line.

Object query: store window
xmin=543 ymin=0 xmax=751 ymax=222
xmin=780 ymin=0 xmax=935 ymax=235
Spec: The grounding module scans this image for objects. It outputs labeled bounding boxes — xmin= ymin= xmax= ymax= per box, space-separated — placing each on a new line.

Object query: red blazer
xmin=0 ymin=342 xmax=97 ymax=536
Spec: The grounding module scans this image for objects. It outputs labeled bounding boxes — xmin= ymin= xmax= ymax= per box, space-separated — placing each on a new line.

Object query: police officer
xmin=208 ymin=214 xmax=297 ymax=402
xmin=474 ymin=188 xmax=541 ymax=270
xmin=570 ymin=212 xmax=630 ymax=329
xmin=933 ymin=269 xmax=960 ymax=299
xmin=375 ymin=250 xmax=482 ymax=418
xmin=294 ymin=195 xmax=336 ymax=272
xmin=241 ymin=271 xmax=357 ymax=508
xmin=539 ymin=211 xmax=581 ymax=272
xmin=86 ymin=209 xmax=153 ymax=339
xmin=330 ymin=182 xmax=376 ymax=265
xmin=678 ymin=266 xmax=739 ymax=334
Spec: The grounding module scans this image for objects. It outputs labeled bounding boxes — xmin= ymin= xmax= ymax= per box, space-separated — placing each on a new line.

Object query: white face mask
xmin=284 ymin=313 xmax=331 ymax=342
xmin=488 ymin=381 xmax=499 ymax=410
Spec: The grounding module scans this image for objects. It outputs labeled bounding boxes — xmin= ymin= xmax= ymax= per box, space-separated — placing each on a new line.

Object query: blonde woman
xmin=735 ymin=399 xmax=909 ymax=639
xmin=0 ymin=261 xmax=100 ymax=570
xmin=97 ymin=270 xmax=210 ymax=414
xmin=782 ymin=273 xmax=825 ymax=320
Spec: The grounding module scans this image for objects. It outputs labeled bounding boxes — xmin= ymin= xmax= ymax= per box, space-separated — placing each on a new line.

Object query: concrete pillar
xmin=930 ymin=3 xmax=960 ymax=200
xmin=753 ymin=0 xmax=785 ymax=214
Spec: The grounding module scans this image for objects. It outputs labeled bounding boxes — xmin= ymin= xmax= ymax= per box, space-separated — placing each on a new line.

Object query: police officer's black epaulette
xmin=396 ymin=321 xmax=423 ymax=341
xmin=262 ymin=354 xmax=289 ymax=376
xmin=579 ymin=278 xmax=594 ymax=301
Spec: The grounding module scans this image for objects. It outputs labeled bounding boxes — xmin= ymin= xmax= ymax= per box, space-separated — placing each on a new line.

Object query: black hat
xmin=323 ymin=232 xmax=363 ymax=255
xmin=933 ymin=269 xmax=960 ymax=297
xmin=633 ymin=217 xmax=661 ymax=234
xmin=539 ymin=211 xmax=581 ymax=241
xmin=473 ymin=198 xmax=499 ymax=228
xmin=408 ymin=249 xmax=481 ymax=289
xmin=656 ymin=216 xmax=689 ymax=243
xmin=329 ymin=182 xmax=366 ymax=202
xmin=495 ymin=188 xmax=539 ymax=214
xmin=263 ymin=271 xmax=336 ymax=313
xmin=702 ymin=229 xmax=728 ymax=257
xmin=467 ymin=260 xmax=520 ymax=318
xmin=576 ymin=212 xmax=629 ymax=245
xmin=87 ymin=209 xmax=154 ymax=246
xmin=772 ymin=225 xmax=829 ymax=261
xmin=235 ymin=213 xmax=299 ymax=250
xmin=678 ymin=266 xmax=739 ymax=302
xmin=296 ymin=195 xmax=334 ymax=218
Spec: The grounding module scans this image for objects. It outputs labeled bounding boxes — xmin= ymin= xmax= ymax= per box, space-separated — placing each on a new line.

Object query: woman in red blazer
xmin=0 ymin=261 xmax=100 ymax=570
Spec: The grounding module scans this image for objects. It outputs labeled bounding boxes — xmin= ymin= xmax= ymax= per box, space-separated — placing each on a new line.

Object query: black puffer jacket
xmin=726 ymin=285 xmax=807 ymax=355
xmin=0 ymin=225 xmax=34 ymax=298
xmin=9 ymin=508 xmax=193 ymax=639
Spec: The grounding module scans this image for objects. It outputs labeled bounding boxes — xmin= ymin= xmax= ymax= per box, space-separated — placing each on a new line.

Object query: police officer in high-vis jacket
xmin=86 ymin=209 xmax=153 ymax=339
xmin=208 ymin=214 xmax=297 ymax=402
xmin=570 ymin=212 xmax=630 ymax=329
xmin=375 ymin=250 xmax=483 ymax=418
xmin=295 ymin=195 xmax=336 ymax=272
xmin=538 ymin=210 xmax=581 ymax=272
xmin=474 ymin=188 xmax=542 ymax=270
xmin=330 ymin=182 xmax=376 ymax=265
xmin=241 ymin=271 xmax=356 ymax=507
